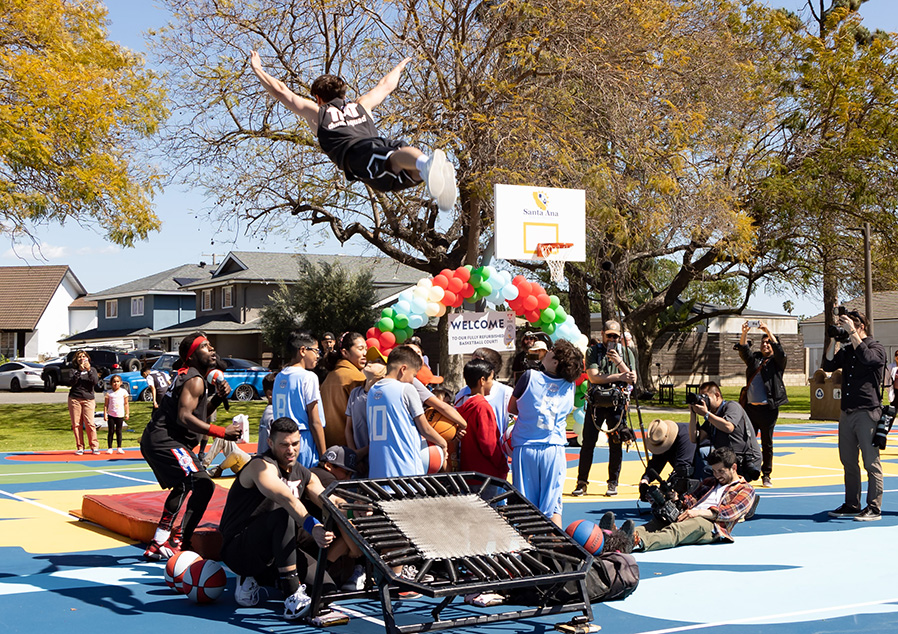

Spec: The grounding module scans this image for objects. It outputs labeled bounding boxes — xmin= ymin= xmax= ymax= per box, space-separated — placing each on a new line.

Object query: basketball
xmin=164 ymin=550 xmax=202 ymax=593
xmin=500 ymin=424 xmax=514 ymax=458
xmin=181 ymin=558 xmax=227 ymax=603
xmin=565 ymin=520 xmax=604 ymax=555
xmin=421 ymin=444 xmax=445 ymax=474
xmin=206 ymin=368 xmax=225 ymax=385
xmin=424 ymin=407 xmax=457 ymax=440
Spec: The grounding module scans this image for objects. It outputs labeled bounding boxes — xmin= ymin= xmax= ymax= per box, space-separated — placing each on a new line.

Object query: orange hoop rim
xmin=535 ymin=242 xmax=574 ymax=258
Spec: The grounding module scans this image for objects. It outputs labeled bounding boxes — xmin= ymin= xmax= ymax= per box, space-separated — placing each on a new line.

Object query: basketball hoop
xmin=535 ymin=242 xmax=573 ymax=285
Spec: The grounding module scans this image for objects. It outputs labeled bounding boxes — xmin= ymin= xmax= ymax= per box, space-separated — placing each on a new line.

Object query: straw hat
xmin=644 ymin=419 xmax=678 ymax=454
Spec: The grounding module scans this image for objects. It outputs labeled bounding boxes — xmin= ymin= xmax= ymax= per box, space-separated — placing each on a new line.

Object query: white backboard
xmin=493 ymin=184 xmax=586 ymax=261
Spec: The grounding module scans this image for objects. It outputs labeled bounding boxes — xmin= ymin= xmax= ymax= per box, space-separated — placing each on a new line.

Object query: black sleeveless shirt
xmin=219 ymin=452 xmax=312 ymax=540
xmin=143 ymin=367 xmax=208 ymax=448
xmin=317 ymin=98 xmax=378 ymax=169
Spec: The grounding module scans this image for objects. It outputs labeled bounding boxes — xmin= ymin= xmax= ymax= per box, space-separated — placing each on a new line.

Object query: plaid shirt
xmin=684 ymin=476 xmax=755 ymax=542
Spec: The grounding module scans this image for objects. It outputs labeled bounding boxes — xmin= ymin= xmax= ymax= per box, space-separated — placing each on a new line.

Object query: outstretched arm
xmin=357 ymin=57 xmax=411 ymax=112
xmin=249 ymin=51 xmax=319 ymax=130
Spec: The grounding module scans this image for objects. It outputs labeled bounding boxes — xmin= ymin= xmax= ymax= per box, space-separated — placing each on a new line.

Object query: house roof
xmin=151 ymin=313 xmax=250 ymax=337
xmin=800 ymin=291 xmax=898 ymax=324
xmin=59 ymin=326 xmax=155 ymax=345
xmin=179 ymin=252 xmax=423 ymax=295
xmin=0 ymin=265 xmax=85 ymax=330
xmin=69 ymin=296 xmax=97 ymax=310
xmin=87 ymin=263 xmax=213 ymax=301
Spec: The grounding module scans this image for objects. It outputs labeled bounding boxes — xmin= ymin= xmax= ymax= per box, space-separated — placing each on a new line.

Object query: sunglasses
xmin=606 ymin=334 xmax=620 ymax=340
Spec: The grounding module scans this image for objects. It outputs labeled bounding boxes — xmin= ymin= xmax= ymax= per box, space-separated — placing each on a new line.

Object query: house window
xmin=222 ymin=286 xmax=233 ymax=309
xmin=105 ymin=300 xmax=118 ymax=319
xmin=131 ymin=296 xmax=144 ymax=317
xmin=201 ymin=289 xmax=213 ymax=311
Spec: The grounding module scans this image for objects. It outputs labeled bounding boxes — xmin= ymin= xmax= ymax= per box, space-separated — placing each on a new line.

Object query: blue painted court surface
xmin=3 ymin=422 xmax=898 ymax=633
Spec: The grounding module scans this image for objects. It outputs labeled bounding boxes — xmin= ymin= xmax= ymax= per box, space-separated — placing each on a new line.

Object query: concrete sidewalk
xmin=635 ymin=404 xmax=813 ymax=420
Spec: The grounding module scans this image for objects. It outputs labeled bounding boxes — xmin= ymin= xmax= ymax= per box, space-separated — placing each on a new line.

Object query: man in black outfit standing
xmin=822 ymin=309 xmax=887 ymax=522
xmin=735 ymin=320 xmax=788 ymax=488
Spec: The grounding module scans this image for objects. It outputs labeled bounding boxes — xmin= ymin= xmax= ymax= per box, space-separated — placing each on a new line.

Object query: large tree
xmin=0 ymin=0 xmax=167 ymax=247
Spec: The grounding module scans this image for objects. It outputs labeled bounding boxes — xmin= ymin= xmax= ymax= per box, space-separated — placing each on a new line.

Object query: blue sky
xmin=2 ymin=0 xmax=895 ymax=319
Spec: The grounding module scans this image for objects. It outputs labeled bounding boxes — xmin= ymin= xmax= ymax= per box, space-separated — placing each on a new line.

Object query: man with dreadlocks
xmin=140 ymin=332 xmax=242 ymax=560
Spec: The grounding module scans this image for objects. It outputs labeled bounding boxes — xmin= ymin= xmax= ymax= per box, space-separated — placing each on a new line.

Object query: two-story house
xmin=152 ymin=251 xmax=422 ymax=364
xmin=60 ymin=263 xmax=210 ymax=350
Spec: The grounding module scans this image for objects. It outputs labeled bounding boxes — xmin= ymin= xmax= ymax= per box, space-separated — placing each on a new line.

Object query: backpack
xmin=507 ymin=551 xmax=639 ymax=606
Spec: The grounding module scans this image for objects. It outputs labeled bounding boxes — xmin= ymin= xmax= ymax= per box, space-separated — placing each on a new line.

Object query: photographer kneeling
xmin=638 ymin=418 xmax=698 ymax=499
xmin=632 ymin=447 xmax=756 ymax=552
xmin=689 ymin=382 xmax=762 ymax=484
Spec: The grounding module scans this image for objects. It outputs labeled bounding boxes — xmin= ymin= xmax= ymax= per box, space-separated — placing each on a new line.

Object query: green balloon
xmin=377 ymin=317 xmax=394 ymax=332
xmin=575 ymin=395 xmax=585 ymax=408
xmin=470 ymin=272 xmax=483 ymax=287
xmin=382 ymin=307 xmax=396 ymax=319
xmin=554 ymin=306 xmax=568 ymax=323
xmin=549 ymin=295 xmax=560 ymax=309
xmin=479 ymin=281 xmax=492 ymax=296
xmin=541 ymin=307 xmax=556 ymax=323
xmin=394 ymin=314 xmax=409 ymax=330
xmin=542 ymin=321 xmax=556 ymax=335
xmin=394 ymin=329 xmax=408 ymax=344
xmin=405 ymin=327 xmax=415 ymax=340
xmin=478 ymin=266 xmax=490 ymax=280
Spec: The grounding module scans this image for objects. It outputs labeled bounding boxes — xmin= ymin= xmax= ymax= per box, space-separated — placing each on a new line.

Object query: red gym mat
xmin=72 ymin=486 xmax=229 ymax=559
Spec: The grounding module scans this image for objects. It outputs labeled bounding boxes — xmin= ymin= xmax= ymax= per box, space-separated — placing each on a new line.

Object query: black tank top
xmin=317 ymin=98 xmax=378 ymax=169
xmin=146 ymin=367 xmax=208 ymax=448
xmin=219 ymin=452 xmax=312 ymax=539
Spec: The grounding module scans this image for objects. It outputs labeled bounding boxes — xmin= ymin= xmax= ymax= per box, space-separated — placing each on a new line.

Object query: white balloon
xmin=427 ymin=286 xmax=445 ymax=303
xmin=425 ymin=302 xmax=440 ymax=317
xmin=396 ymin=300 xmax=411 ymax=314
xmin=502 ymin=284 xmax=519 ymax=300
xmin=417 ymin=278 xmax=433 ymax=289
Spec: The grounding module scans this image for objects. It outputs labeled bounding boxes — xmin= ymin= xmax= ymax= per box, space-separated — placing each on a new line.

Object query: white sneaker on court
xmin=341 ymin=564 xmax=366 ymax=591
xmin=235 ymin=575 xmax=260 ymax=607
xmin=284 ymin=584 xmax=311 ymax=620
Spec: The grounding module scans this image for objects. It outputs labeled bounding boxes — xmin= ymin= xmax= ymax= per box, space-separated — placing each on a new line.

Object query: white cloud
xmin=2 ymin=242 xmax=120 ymax=261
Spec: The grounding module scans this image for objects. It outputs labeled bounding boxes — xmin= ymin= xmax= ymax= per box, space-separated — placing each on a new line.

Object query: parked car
xmin=0 ymin=361 xmax=45 ymax=391
xmin=118 ymin=354 xmax=269 ymax=402
xmin=131 ymin=348 xmax=166 ymax=370
xmin=41 ymin=348 xmax=140 ymax=392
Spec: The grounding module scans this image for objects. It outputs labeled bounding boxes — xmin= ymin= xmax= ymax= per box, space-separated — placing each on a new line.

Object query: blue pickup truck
xmin=118 ymin=354 xmax=270 ymax=402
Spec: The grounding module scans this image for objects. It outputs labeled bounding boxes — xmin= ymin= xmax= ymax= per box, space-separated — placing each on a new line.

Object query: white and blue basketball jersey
xmin=455 ymin=381 xmax=514 ymax=434
xmin=272 ymin=365 xmax=324 ymax=468
xmin=511 ymin=371 xmax=574 ymax=447
xmin=367 ymin=378 xmax=425 ymax=479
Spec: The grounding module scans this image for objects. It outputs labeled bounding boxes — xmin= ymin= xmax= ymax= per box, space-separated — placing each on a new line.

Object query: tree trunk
xmin=568 ymin=267 xmax=591 ymax=337
xmin=821 ymin=248 xmax=838 ymax=363
xmin=629 ymin=321 xmax=658 ymax=393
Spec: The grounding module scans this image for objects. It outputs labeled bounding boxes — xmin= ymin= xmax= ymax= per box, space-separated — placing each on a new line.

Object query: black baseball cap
xmin=321 ymin=445 xmax=357 ymax=473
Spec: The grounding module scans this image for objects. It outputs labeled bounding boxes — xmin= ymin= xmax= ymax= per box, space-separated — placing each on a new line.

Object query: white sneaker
xmin=92 ymin=449 xmax=101 ymax=455
xmin=436 ymin=159 xmax=456 ymax=212
xmin=401 ymin=564 xmax=434 ymax=583
xmin=340 ymin=565 xmax=366 ymax=591
xmin=76 ymin=449 xmax=84 ymax=456
xmin=235 ymin=575 xmax=260 ymax=607
xmin=422 ymin=150 xmax=447 ymax=201
xmin=117 ymin=448 xmax=125 ymax=454
xmin=107 ymin=448 xmax=114 ymax=454
xmin=284 ymin=584 xmax=311 ymax=620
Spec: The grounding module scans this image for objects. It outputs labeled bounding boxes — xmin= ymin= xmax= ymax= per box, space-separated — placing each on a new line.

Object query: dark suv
xmin=41 ymin=348 xmax=141 ymax=392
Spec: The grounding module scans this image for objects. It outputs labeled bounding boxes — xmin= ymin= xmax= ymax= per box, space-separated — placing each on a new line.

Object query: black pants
xmin=221 ymin=507 xmax=336 ymax=594
xmin=578 ymin=406 xmax=625 ymax=485
xmin=106 ymin=416 xmax=123 ymax=448
xmin=745 ymin=404 xmax=778 ymax=477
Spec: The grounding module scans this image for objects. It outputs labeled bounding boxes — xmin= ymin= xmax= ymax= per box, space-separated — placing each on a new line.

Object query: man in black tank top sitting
xmin=139 ymin=332 xmax=242 ymax=560
xmin=250 ymin=50 xmax=457 ymax=212
xmin=219 ymin=417 xmax=343 ymax=621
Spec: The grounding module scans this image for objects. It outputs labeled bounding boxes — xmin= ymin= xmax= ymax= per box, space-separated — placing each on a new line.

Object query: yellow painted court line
xmin=0 ymin=488 xmax=79 ymax=520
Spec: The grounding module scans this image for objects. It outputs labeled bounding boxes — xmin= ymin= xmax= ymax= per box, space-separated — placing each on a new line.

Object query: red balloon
xmin=433 ymin=275 xmax=449 ymax=289
xmin=461 ymin=283 xmax=476 ymax=299
xmin=537 ymin=293 xmax=551 ymax=310
xmin=532 ymin=283 xmax=545 ymax=297
xmin=442 ymin=290 xmax=457 ymax=306
xmin=455 ymin=266 xmax=471 ymax=282
xmin=439 ymin=268 xmax=454 ymax=280
xmin=451 ymin=294 xmax=464 ymax=308
xmin=523 ymin=295 xmax=539 ymax=312
xmin=366 ymin=327 xmax=378 ymax=340
xmin=526 ymin=309 xmax=541 ymax=323
xmin=517 ymin=281 xmax=532 ymax=296
xmin=380 ymin=331 xmax=397 ymax=348
xmin=512 ymin=275 xmax=527 ymax=286
xmin=447 ymin=277 xmax=464 ymax=293
xmin=366 ymin=337 xmax=380 ymax=351
xmin=381 ymin=346 xmax=393 ymax=357
xmin=508 ymin=301 xmax=523 ymax=315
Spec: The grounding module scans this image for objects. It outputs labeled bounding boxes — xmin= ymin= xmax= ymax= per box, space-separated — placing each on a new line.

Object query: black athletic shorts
xmin=140 ymin=433 xmax=202 ymax=490
xmin=343 ymin=137 xmax=419 ymax=192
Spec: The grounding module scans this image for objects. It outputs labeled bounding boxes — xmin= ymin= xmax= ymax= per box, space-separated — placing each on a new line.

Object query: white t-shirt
xmin=455 ymin=381 xmax=513 ymax=434
xmin=106 ymin=387 xmax=128 ymax=418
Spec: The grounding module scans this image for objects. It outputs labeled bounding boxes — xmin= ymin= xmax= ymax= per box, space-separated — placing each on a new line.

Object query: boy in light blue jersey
xmin=272 ymin=331 xmax=327 ymax=469
xmin=367 ymin=346 xmax=448 ymax=479
xmin=508 ymin=339 xmax=584 ymax=526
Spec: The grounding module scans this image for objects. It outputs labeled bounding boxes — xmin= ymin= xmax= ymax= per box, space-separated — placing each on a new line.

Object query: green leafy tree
xmin=0 ymin=0 xmax=167 ymax=246
xmin=259 ymin=282 xmax=302 ymax=369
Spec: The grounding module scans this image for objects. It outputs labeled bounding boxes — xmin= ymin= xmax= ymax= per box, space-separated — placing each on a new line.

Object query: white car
xmin=0 ymin=361 xmax=45 ymax=391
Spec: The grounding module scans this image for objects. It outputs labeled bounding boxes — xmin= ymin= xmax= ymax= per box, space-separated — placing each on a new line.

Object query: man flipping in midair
xmin=250 ymin=51 xmax=457 ymax=212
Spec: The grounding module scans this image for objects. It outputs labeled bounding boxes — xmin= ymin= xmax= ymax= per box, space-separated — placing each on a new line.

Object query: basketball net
xmin=535 ymin=243 xmax=573 ymax=285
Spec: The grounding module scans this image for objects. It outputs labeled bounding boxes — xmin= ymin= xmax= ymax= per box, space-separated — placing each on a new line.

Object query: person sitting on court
xmin=220 ymin=417 xmax=340 ymax=621
xmin=630 ymin=447 xmax=756 ymax=552
xmin=638 ymin=419 xmax=698 ymax=500
xmin=457 ymin=359 xmax=508 ymax=500
xmin=250 ymin=51 xmax=457 ymax=212
xmin=139 ymin=332 xmax=241 ymax=560
xmin=272 ymin=330 xmax=327 ymax=468
xmin=455 ymin=347 xmax=514 ymax=436
xmin=366 ymin=346 xmax=448 ymax=479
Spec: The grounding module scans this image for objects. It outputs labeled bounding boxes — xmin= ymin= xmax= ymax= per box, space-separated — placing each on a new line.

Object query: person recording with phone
xmin=572 ymin=320 xmax=637 ymax=498
xmin=735 ymin=320 xmax=787 ymax=488
xmin=822 ymin=308 xmax=887 ymax=521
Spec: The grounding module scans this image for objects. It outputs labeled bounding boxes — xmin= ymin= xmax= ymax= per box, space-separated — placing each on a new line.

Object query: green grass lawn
xmin=650 ymin=385 xmax=811 ymax=413
xmin=0 ymin=401 xmax=269 ymax=452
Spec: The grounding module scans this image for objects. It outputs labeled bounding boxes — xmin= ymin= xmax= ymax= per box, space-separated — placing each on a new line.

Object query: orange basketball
xmin=424 ymin=407 xmax=457 ymax=441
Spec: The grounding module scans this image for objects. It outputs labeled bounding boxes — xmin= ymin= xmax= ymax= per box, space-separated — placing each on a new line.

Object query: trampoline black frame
xmin=309 ymin=472 xmax=594 ymax=634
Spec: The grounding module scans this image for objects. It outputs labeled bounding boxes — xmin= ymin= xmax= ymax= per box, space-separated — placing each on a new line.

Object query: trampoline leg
xmin=431 ymin=594 xmax=455 ymax=622
xmin=307 ymin=517 xmax=332 ymax=618
xmin=578 ymin=577 xmax=594 ymax=621
xmin=378 ymin=579 xmax=399 ymax=634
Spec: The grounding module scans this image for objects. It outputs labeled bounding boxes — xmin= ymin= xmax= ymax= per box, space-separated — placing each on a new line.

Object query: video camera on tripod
xmin=640 ymin=468 xmax=684 ymax=526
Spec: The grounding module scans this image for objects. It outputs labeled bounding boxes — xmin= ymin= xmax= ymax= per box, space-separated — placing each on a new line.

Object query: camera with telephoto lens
xmin=828 ymin=307 xmax=860 ymax=344
xmin=685 ymin=392 xmax=710 ymax=409
xmin=873 ymin=405 xmax=897 ymax=450
xmin=642 ymin=469 xmax=684 ymax=526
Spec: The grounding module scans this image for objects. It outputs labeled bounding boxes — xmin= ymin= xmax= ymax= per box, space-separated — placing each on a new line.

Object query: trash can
xmin=809 ymin=368 xmax=842 ymax=421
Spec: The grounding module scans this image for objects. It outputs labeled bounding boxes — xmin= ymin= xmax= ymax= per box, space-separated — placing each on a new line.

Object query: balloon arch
xmin=365 ymin=264 xmax=592 ymax=429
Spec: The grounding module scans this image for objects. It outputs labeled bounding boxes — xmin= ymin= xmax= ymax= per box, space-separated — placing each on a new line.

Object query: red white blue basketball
xmin=421 ymin=444 xmax=445 ymax=474
xmin=164 ymin=550 xmax=201 ymax=593
xmin=181 ymin=558 xmax=227 ymax=603
xmin=565 ymin=520 xmax=604 ymax=555
xmin=500 ymin=425 xmax=514 ymax=459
